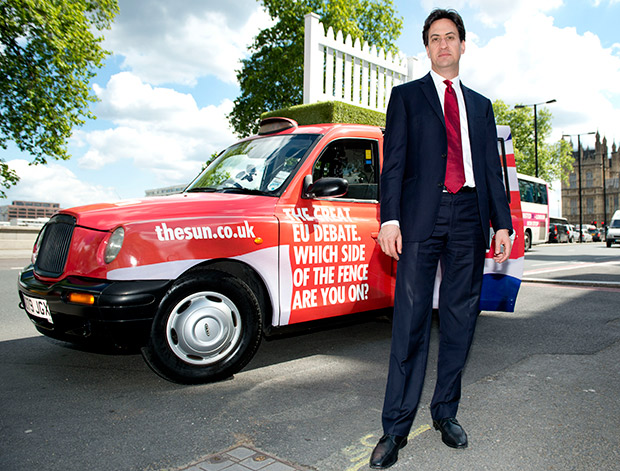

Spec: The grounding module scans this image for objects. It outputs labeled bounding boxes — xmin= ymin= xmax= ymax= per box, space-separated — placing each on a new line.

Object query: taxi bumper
xmin=17 ymin=265 xmax=171 ymax=346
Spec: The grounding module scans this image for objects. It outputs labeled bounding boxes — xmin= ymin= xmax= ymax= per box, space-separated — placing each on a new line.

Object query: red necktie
xmin=444 ymin=80 xmax=465 ymax=193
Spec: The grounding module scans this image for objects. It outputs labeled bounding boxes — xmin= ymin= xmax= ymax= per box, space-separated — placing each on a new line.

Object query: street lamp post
xmin=563 ymin=132 xmax=596 ymax=243
xmin=515 ymin=99 xmax=557 ymax=178
xmin=603 ymin=149 xmax=609 ymax=235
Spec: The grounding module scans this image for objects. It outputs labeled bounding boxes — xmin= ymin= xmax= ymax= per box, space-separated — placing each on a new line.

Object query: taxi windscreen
xmin=186 ymin=134 xmax=320 ymax=195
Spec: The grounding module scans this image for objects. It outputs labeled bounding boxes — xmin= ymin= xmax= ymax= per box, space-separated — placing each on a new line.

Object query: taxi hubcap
xmin=166 ymin=291 xmax=242 ymax=365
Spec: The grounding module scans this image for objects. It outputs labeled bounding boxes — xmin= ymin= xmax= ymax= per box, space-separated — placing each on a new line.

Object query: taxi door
xmin=277 ymin=137 xmax=393 ymax=325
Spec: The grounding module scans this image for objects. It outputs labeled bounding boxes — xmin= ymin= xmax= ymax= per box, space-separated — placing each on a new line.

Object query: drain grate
xmin=178 ymin=444 xmax=313 ymax=471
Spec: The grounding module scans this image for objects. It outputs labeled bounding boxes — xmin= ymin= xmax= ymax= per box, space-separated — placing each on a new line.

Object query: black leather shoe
xmin=369 ymin=434 xmax=407 ymax=469
xmin=433 ymin=417 xmax=468 ymax=449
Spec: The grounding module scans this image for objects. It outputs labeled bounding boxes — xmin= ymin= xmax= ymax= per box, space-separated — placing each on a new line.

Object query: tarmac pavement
xmin=173 ymin=281 xmax=620 ymax=471
xmin=2 ymin=243 xmax=620 ymax=471
xmin=378 ymin=338 xmax=620 ymax=471
xmin=172 ymin=338 xmax=620 ymax=471
xmin=522 ymin=243 xmax=620 ymax=287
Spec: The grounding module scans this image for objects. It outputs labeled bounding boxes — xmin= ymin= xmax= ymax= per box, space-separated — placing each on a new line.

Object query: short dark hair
xmin=422 ymin=9 xmax=466 ymax=46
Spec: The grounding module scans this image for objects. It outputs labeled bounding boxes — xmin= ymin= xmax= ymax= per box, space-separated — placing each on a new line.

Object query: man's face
xmin=425 ymin=18 xmax=465 ymax=77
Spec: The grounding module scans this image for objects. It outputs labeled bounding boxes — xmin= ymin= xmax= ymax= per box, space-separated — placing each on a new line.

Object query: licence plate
xmin=23 ymin=294 xmax=53 ymax=324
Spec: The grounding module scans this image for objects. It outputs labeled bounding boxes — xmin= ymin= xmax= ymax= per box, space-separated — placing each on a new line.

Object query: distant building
xmin=0 ymin=200 xmax=60 ymax=222
xmin=145 ymin=184 xmax=187 ymax=197
xmin=561 ymin=133 xmax=620 ymax=228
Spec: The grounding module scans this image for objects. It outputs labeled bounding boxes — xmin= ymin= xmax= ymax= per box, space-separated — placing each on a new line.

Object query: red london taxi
xmin=18 ymin=118 xmax=524 ymax=384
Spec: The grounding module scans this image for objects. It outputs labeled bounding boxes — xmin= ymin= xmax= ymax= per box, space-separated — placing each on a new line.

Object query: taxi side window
xmin=312 ymin=139 xmax=379 ymax=200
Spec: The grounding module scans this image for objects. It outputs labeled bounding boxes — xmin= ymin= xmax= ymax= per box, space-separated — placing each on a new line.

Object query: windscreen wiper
xmin=218 ymin=187 xmax=270 ymax=196
xmin=185 ymin=187 xmax=217 ymax=193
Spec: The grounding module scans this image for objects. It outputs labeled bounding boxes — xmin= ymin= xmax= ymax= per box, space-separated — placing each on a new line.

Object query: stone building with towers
xmin=561 ymin=132 xmax=620 ymax=229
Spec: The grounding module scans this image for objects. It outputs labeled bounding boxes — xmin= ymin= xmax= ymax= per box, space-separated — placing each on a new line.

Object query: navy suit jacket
xmin=380 ymin=73 xmax=513 ymax=248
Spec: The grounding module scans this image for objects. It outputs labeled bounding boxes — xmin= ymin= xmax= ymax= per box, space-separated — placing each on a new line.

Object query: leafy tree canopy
xmin=493 ymin=100 xmax=573 ymax=184
xmin=229 ymin=0 xmax=403 ymax=137
xmin=0 ymin=0 xmax=119 ymax=197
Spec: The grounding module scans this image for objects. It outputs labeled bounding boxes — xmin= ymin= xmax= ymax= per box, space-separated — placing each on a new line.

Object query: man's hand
xmin=493 ymin=229 xmax=512 ymax=263
xmin=378 ymin=224 xmax=402 ymax=260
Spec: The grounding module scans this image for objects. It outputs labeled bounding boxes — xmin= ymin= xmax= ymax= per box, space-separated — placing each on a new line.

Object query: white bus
xmin=517 ymin=173 xmax=549 ymax=251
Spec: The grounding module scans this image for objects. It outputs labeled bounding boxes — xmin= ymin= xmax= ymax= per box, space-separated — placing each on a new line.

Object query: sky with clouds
xmin=2 ymin=0 xmax=620 ymax=217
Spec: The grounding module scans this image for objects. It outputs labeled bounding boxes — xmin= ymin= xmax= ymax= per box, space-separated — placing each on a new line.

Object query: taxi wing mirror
xmin=302 ymin=175 xmax=348 ymax=199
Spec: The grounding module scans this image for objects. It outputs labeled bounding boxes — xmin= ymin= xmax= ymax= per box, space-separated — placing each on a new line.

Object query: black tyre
xmin=524 ymin=230 xmax=532 ymax=252
xmin=142 ymin=270 xmax=262 ymax=384
xmin=608 ymin=240 xmax=613 ymax=248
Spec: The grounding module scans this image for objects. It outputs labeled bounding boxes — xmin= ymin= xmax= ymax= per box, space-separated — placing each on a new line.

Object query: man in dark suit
xmin=370 ymin=8 xmax=513 ymax=469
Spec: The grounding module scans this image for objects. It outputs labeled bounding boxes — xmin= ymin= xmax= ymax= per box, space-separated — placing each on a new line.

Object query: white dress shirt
xmin=429 ymin=69 xmax=475 ymax=188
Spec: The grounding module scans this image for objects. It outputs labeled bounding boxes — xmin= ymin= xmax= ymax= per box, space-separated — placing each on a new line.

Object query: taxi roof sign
xmin=258 ymin=117 xmax=298 ymax=135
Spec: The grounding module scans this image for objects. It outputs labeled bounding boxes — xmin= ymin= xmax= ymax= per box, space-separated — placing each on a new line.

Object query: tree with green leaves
xmin=229 ymin=0 xmax=403 ymax=137
xmin=493 ymin=100 xmax=573 ymax=183
xmin=0 ymin=0 xmax=119 ymax=197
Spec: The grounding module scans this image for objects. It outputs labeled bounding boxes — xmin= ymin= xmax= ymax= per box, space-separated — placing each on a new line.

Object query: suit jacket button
xmin=437 ymin=182 xmax=443 ymax=188
xmin=442 ymin=153 xmax=447 ymax=159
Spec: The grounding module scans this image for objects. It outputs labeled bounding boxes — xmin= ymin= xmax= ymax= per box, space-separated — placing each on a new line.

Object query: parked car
xmin=549 ymin=223 xmax=569 ymax=243
xmin=588 ymin=226 xmax=602 ymax=242
xmin=580 ymin=228 xmax=593 ymax=242
xmin=566 ymin=224 xmax=578 ymax=243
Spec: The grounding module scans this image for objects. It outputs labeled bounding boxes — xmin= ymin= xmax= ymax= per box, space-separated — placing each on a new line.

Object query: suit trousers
xmin=381 ymin=191 xmax=487 ymax=437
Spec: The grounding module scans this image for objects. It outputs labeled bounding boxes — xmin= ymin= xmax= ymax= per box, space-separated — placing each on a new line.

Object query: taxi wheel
xmin=142 ymin=270 xmax=262 ymax=384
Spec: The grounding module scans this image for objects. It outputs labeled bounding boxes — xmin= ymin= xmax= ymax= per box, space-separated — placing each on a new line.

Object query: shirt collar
xmin=430 ymin=69 xmax=460 ymax=90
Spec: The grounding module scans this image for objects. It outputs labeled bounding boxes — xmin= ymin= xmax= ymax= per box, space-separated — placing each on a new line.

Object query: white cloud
xmin=420 ymin=0 xmax=563 ymax=27
xmin=458 ymin=9 xmax=620 ymax=144
xmin=468 ymin=0 xmax=563 ymax=27
xmin=2 ymin=1 xmax=274 ymax=209
xmin=104 ymin=0 xmax=273 ymax=85
xmin=412 ymin=2 xmax=620 ymax=145
xmin=92 ymin=72 xmax=201 ymax=125
xmin=6 ymin=160 xmax=119 ymax=209
xmin=76 ymin=72 xmax=236 ymax=184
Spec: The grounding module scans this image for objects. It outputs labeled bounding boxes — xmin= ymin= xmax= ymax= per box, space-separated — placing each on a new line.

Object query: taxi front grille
xmin=34 ymin=214 xmax=76 ymax=278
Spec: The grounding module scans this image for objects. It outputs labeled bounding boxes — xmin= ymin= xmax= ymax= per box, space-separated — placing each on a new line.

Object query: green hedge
xmin=261 ymin=101 xmax=386 ymax=127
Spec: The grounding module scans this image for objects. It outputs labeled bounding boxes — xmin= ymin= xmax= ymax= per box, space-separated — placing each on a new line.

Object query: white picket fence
xmin=303 ymin=12 xmax=418 ymax=112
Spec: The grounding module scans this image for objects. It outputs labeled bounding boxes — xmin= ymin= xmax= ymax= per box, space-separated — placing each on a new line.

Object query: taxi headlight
xmin=104 ymin=227 xmax=124 ymax=264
